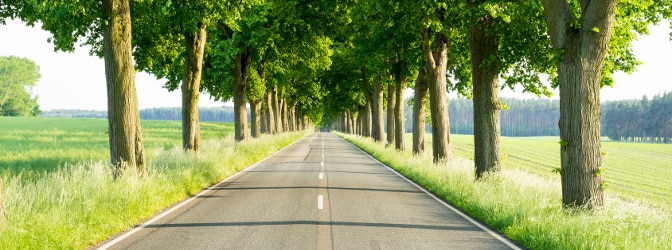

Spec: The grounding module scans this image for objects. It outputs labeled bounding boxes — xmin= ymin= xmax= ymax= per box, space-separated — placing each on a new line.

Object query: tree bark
xmin=361 ymin=66 xmax=373 ymax=137
xmin=394 ymin=68 xmax=406 ymax=151
xmin=250 ymin=99 xmax=262 ymax=138
xmin=387 ymin=82 xmax=396 ymax=145
xmin=372 ymin=78 xmax=385 ymax=142
xmin=232 ymin=48 xmax=251 ymax=141
xmin=272 ymin=86 xmax=282 ymax=133
xmin=281 ymin=97 xmax=289 ymax=132
xmin=421 ymin=26 xmax=451 ymax=163
xmin=542 ymin=0 xmax=616 ymax=210
xmin=469 ymin=15 xmax=502 ymax=178
xmin=412 ymin=69 xmax=428 ymax=155
xmin=266 ymin=90 xmax=276 ymax=134
xmin=260 ymin=105 xmax=268 ymax=134
xmin=102 ymin=0 xmax=145 ymax=177
xmin=181 ymin=22 xmax=207 ymax=151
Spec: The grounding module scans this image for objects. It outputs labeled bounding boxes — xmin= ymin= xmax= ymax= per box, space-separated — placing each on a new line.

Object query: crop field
xmin=448 ymin=134 xmax=672 ymax=207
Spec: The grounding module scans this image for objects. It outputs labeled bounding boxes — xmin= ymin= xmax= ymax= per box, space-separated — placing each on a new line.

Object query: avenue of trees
xmin=2 ymin=0 xmax=671 ymax=210
xmin=0 ymin=56 xmax=41 ymax=116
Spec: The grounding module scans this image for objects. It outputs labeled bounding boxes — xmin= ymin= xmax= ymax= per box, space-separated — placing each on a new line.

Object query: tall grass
xmin=341 ymin=133 xmax=672 ymax=249
xmin=0 ymin=120 xmax=308 ymax=249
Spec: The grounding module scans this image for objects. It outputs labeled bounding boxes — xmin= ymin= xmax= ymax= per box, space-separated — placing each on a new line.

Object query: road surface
xmin=97 ymin=133 xmax=521 ymax=249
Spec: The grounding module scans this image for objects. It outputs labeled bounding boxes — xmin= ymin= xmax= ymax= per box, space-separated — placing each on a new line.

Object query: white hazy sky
xmin=1 ymin=19 xmax=671 ymax=111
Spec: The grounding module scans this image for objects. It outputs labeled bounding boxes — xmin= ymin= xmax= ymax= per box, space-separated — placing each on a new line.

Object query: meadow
xmin=0 ymin=117 xmax=308 ymax=249
xmin=341 ymin=133 xmax=671 ymax=249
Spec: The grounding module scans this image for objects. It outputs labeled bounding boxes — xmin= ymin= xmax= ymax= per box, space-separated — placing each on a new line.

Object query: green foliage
xmin=0 ymin=117 xmax=308 ymax=248
xmin=0 ymin=56 xmax=41 ymax=116
xmin=342 ymin=133 xmax=672 ymax=249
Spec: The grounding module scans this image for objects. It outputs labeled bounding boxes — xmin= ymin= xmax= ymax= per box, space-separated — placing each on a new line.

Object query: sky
xmin=1 ymin=19 xmax=671 ymax=111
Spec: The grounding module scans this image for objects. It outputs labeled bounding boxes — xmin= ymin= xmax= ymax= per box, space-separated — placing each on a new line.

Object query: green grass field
xmin=0 ymin=117 xmax=308 ymax=249
xmin=448 ymin=134 xmax=672 ymax=207
xmin=342 ymin=133 xmax=671 ymax=249
xmin=0 ymin=117 xmax=232 ymax=178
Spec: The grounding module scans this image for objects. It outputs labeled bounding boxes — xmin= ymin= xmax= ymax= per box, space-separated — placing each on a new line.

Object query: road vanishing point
xmin=97 ymin=133 xmax=522 ymax=250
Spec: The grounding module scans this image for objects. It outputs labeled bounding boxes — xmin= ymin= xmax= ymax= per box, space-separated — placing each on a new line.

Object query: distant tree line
xmin=403 ymin=94 xmax=670 ymax=143
xmin=602 ymin=92 xmax=672 ymax=143
xmin=41 ymin=107 xmax=238 ymax=122
xmin=445 ymin=98 xmax=561 ymax=137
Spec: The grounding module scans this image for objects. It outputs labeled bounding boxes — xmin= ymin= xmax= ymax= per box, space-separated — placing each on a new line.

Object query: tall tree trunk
xmin=542 ymin=0 xmax=615 ymax=210
xmin=387 ymin=82 xmax=396 ymax=145
xmin=281 ymin=98 xmax=289 ymax=132
xmin=250 ymin=99 xmax=262 ymax=138
xmin=412 ymin=69 xmax=428 ymax=155
xmin=421 ymin=26 xmax=451 ymax=163
xmin=266 ymin=91 xmax=276 ymax=134
xmin=469 ymin=15 xmax=502 ymax=178
xmin=102 ymin=0 xmax=145 ymax=177
xmin=181 ymin=22 xmax=206 ymax=151
xmin=232 ymin=48 xmax=251 ymax=141
xmin=394 ymin=69 xmax=406 ymax=151
xmin=273 ymin=87 xmax=282 ymax=133
xmin=361 ymin=66 xmax=373 ymax=137
xmin=261 ymin=106 xmax=268 ymax=134
xmin=372 ymin=78 xmax=385 ymax=142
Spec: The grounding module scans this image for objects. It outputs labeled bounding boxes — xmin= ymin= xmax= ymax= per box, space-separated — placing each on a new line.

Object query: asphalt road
xmin=97 ymin=132 xmax=521 ymax=250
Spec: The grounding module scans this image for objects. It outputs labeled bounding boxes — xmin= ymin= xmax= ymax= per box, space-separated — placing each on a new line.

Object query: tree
xmin=540 ymin=0 xmax=666 ymax=209
xmin=132 ymin=0 xmax=253 ymax=150
xmin=466 ymin=1 xmax=555 ymax=178
xmin=22 ymin=0 xmax=146 ymax=176
xmin=420 ymin=23 xmax=451 ymax=163
xmin=0 ymin=56 xmax=41 ymax=116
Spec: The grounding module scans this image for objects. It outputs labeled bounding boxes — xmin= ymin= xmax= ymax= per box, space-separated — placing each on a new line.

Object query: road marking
xmin=319 ymin=172 xmax=324 ymax=180
xmin=318 ymin=195 xmax=324 ymax=209
xmin=320 ymin=161 xmax=324 ymax=167
xmin=96 ymin=136 xmax=308 ymax=250
xmin=346 ymin=138 xmax=523 ymax=250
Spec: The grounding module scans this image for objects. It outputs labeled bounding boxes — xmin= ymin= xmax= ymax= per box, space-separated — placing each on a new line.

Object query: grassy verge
xmin=340 ymin=133 xmax=671 ymax=249
xmin=0 ymin=117 xmax=309 ymax=249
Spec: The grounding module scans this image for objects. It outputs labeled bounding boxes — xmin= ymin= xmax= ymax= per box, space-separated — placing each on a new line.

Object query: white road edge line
xmin=318 ymin=195 xmax=324 ymax=209
xmin=97 ymin=135 xmax=310 ymax=250
xmin=346 ymin=139 xmax=522 ymax=250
